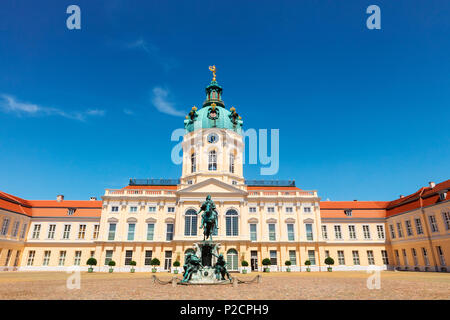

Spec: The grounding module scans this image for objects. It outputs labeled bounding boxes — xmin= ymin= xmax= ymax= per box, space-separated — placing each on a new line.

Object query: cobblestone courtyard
xmin=0 ymin=271 xmax=448 ymax=300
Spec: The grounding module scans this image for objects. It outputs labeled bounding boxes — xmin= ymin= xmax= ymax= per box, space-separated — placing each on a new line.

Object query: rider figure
xmin=198 ymin=195 xmax=219 ymax=231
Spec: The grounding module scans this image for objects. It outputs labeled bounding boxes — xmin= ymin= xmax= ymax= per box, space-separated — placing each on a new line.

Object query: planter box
xmin=109 ymin=268 xmax=114 ymax=273
xmin=239 ymin=266 xmax=251 ymax=274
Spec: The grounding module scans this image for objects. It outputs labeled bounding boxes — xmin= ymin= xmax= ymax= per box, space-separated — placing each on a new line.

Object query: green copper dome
xmin=184 ymin=76 xmax=243 ymax=134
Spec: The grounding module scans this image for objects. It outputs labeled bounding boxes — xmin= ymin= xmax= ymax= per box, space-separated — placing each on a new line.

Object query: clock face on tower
xmin=207 ymin=133 xmax=219 ymax=144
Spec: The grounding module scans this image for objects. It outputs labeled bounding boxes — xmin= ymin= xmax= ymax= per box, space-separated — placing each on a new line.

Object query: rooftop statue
xmin=198 ymin=195 xmax=219 ymax=241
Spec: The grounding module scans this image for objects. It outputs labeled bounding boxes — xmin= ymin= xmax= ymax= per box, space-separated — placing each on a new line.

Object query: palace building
xmin=0 ymin=70 xmax=449 ymax=273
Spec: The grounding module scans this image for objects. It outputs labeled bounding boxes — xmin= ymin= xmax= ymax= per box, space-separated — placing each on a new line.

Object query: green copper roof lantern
xmin=184 ymin=66 xmax=243 ymax=135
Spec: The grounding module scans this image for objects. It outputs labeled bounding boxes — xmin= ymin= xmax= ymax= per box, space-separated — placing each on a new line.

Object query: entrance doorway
xmin=164 ymin=251 xmax=172 ymax=271
xmin=251 ymin=250 xmax=258 ymax=271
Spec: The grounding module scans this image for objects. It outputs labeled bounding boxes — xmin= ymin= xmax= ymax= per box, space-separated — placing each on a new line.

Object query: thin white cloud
xmin=126 ymin=37 xmax=179 ymax=72
xmin=123 ymin=108 xmax=134 ymax=115
xmin=151 ymin=87 xmax=185 ymax=117
xmin=0 ymin=94 xmax=105 ymax=121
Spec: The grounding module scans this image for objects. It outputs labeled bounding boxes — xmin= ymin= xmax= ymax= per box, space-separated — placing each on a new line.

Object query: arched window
xmin=226 ymin=249 xmax=238 ymax=271
xmin=229 ymin=153 xmax=235 ymax=173
xmin=226 ymin=209 xmax=239 ymax=236
xmin=184 ymin=209 xmax=198 ymax=236
xmin=208 ymin=150 xmax=217 ymax=171
xmin=191 ymin=152 xmax=196 ymax=173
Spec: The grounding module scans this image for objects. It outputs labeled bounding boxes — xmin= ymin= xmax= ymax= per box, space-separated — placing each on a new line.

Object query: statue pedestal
xmin=183 ymin=241 xmax=231 ymax=285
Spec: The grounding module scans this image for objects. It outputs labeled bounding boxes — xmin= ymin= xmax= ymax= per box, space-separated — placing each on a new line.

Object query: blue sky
xmin=0 ymin=0 xmax=449 ymax=201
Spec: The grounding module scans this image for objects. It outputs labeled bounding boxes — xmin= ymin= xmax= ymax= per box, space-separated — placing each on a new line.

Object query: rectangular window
xmin=334 ymin=225 xmax=342 ymax=239
xmin=321 ymin=225 xmax=328 ymax=240
xmin=148 ymin=206 xmax=156 ymax=213
xmin=93 ymin=224 xmax=100 ymax=239
xmin=166 ymin=223 xmax=174 ymax=241
xmin=4 ymin=250 xmax=11 ymax=266
xmin=268 ymin=223 xmax=276 ymax=241
xmin=422 ymin=248 xmax=430 ymax=266
xmin=226 ymin=214 xmax=239 ymax=236
xmin=129 ymin=206 xmax=137 ymax=213
xmin=338 ymin=250 xmax=345 ymax=265
xmin=43 ymin=250 xmax=51 ymax=266
xmin=405 ymin=220 xmax=413 ymax=236
xmin=348 ymin=225 xmax=356 ymax=239
xmin=90 ymin=251 xmax=95 ymax=258
xmin=1 ymin=218 xmax=10 ymax=236
xmin=27 ymin=251 xmax=35 ymax=266
xmin=74 ymin=251 xmax=81 ymax=265
xmin=377 ymin=225 xmax=385 ymax=239
xmin=389 ymin=224 xmax=396 ymax=239
xmin=308 ymin=250 xmax=316 ymax=265
xmin=147 ymin=223 xmax=155 ymax=240
xmin=167 ymin=207 xmax=175 ymax=213
xmin=125 ymin=250 xmax=133 ymax=265
xmin=111 ymin=206 xmax=119 ymax=212
xmin=428 ymin=215 xmax=438 ymax=232
xmin=367 ymin=250 xmax=375 ymax=265
xmin=59 ymin=251 xmax=66 ymax=266
xmin=415 ymin=218 xmax=423 ymax=235
xmin=267 ymin=207 xmax=275 ymax=213
xmin=144 ymin=250 xmax=153 ymax=265
xmin=289 ymin=250 xmax=296 ymax=265
xmin=63 ymin=224 xmax=71 ymax=239
xmin=78 ymin=224 xmax=86 ymax=240
xmin=108 ymin=223 xmax=116 ymax=241
xmin=443 ymin=212 xmax=450 ymax=230
xmin=270 ymin=250 xmax=277 ymax=265
xmin=11 ymin=221 xmax=20 ymax=237
xmin=352 ymin=251 xmax=360 ymax=265
xmin=104 ymin=250 xmax=113 ymax=265
xmin=436 ymin=246 xmax=446 ymax=266
xmin=249 ymin=207 xmax=257 ymax=213
xmin=363 ymin=225 xmax=371 ymax=240
xmin=47 ymin=224 xmax=56 ymax=239
xmin=394 ymin=250 xmax=400 ymax=265
xmin=303 ymin=207 xmax=311 ymax=213
xmin=32 ymin=224 xmax=41 ymax=239
xmin=286 ymin=207 xmax=293 ymax=213
xmin=127 ymin=223 xmax=135 ymax=241
xmin=402 ymin=249 xmax=408 ymax=265
xmin=20 ymin=223 xmax=27 ymax=239
xmin=305 ymin=224 xmax=313 ymax=241
xmin=250 ymin=224 xmax=257 ymax=241
xmin=164 ymin=251 xmax=172 ymax=270
xmin=13 ymin=250 xmax=20 ymax=267
xmin=325 ymin=250 xmax=330 ymax=258
xmin=381 ymin=250 xmax=389 ymax=265
xmin=287 ymin=224 xmax=295 ymax=241
xmin=412 ymin=248 xmax=418 ymax=266
xmin=396 ymin=223 xmax=403 ymax=238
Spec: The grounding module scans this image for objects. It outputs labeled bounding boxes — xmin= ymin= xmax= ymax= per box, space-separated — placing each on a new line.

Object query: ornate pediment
xmin=177 ymin=178 xmax=247 ymax=196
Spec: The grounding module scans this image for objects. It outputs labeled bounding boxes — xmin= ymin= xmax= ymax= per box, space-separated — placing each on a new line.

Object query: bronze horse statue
xmin=198 ymin=195 xmax=218 ymax=241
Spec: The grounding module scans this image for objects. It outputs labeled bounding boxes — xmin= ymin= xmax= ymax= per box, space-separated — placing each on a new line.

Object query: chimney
xmin=90 ymin=197 xmax=97 ymax=201
xmin=353 ymin=199 xmax=357 ymax=201
xmin=429 ymin=182 xmax=435 ymax=188
xmin=399 ymin=195 xmax=404 ymax=198
xmin=56 ymin=195 xmax=64 ymax=202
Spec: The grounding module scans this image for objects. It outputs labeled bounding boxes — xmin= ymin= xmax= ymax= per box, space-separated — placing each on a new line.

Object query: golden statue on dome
xmin=209 ymin=65 xmax=217 ymax=81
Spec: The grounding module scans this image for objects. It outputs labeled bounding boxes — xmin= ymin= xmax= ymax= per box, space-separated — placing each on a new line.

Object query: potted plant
xmin=86 ymin=257 xmax=97 ymax=273
xmin=150 ymin=258 xmax=160 ymax=273
xmin=262 ymin=258 xmax=271 ymax=272
xmin=304 ymin=260 xmax=311 ymax=272
xmin=241 ymin=260 xmax=249 ymax=274
xmin=108 ymin=260 xmax=116 ymax=273
xmin=325 ymin=257 xmax=334 ymax=272
xmin=285 ymin=260 xmax=292 ymax=272
xmin=173 ymin=260 xmax=180 ymax=274
xmin=130 ymin=260 xmax=136 ymax=273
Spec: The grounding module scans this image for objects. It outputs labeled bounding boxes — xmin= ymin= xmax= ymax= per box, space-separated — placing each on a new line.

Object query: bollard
xmin=257 ymin=275 xmax=262 ymax=283
xmin=172 ymin=277 xmax=177 ymax=287
xmin=232 ymin=277 xmax=238 ymax=287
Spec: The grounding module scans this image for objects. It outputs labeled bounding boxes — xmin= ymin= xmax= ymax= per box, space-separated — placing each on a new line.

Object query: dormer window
xmin=439 ymin=192 xmax=447 ymax=201
xmin=344 ymin=209 xmax=352 ymax=217
xmin=67 ymin=208 xmax=76 ymax=216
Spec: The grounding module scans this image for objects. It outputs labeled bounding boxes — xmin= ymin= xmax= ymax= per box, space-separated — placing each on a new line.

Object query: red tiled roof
xmin=319 ymin=201 xmax=389 ymax=219
xmin=0 ymin=191 xmax=32 ymax=216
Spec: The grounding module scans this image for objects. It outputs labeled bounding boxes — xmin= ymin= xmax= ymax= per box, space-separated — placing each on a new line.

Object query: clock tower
xmin=180 ymin=66 xmax=244 ymax=187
